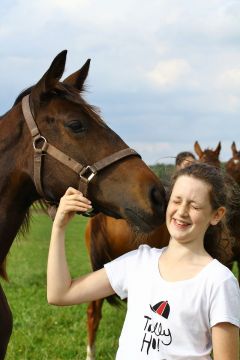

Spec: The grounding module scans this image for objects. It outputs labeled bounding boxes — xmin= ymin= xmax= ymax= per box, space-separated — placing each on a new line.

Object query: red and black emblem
xmin=150 ymin=300 xmax=170 ymax=319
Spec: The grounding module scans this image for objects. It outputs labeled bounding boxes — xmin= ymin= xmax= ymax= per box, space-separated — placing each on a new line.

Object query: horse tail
xmin=85 ymin=215 xmax=121 ymax=307
xmin=0 ymin=259 xmax=9 ymax=281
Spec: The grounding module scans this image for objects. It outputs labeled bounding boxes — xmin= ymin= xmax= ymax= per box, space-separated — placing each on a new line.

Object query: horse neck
xmin=0 ymin=104 xmax=37 ymax=264
xmin=201 ymin=157 xmax=220 ymax=169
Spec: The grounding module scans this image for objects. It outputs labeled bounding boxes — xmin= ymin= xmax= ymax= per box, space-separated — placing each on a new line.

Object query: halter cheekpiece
xmin=21 ymin=94 xmax=140 ymax=217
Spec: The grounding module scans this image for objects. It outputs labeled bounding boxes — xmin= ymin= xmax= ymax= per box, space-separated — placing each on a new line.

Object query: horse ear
xmin=63 ymin=59 xmax=91 ymax=91
xmin=31 ymin=50 xmax=67 ymax=113
xmin=194 ymin=141 xmax=203 ymax=158
xmin=231 ymin=141 xmax=237 ymax=156
xmin=214 ymin=141 xmax=221 ymax=156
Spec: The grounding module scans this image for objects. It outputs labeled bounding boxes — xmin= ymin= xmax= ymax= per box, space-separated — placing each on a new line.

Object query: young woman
xmin=47 ymin=163 xmax=240 ymax=359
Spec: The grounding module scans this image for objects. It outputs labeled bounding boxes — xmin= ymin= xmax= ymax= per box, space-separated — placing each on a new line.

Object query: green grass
xmin=2 ymin=213 xmax=239 ymax=359
xmin=3 ymin=213 xmax=125 ymax=360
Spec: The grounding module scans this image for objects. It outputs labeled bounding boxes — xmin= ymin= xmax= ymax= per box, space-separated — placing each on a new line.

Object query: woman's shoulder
xmin=207 ymin=259 xmax=239 ymax=286
xmin=136 ymin=244 xmax=165 ymax=258
xmin=104 ymin=245 xmax=163 ymax=268
xmin=116 ymin=244 xmax=164 ymax=266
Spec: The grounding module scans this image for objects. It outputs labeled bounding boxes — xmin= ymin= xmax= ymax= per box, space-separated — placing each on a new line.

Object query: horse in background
xmin=226 ymin=142 xmax=240 ymax=185
xmin=194 ymin=141 xmax=221 ymax=168
xmin=0 ymin=51 xmax=167 ymax=359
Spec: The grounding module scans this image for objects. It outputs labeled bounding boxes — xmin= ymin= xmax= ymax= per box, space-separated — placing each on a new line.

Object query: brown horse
xmin=0 ymin=51 xmax=167 ymax=359
xmin=194 ymin=141 xmax=221 ymax=168
xmin=85 ymin=141 xmax=240 ymax=360
xmin=226 ymin=142 xmax=240 ymax=185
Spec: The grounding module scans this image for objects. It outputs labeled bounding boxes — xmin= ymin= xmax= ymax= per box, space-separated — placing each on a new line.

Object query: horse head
xmin=225 ymin=142 xmax=240 ymax=185
xmin=13 ymin=51 xmax=166 ymax=232
xmin=194 ymin=141 xmax=221 ymax=168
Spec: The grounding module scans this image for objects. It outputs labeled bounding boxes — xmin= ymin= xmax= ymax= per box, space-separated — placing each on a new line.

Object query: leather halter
xmin=21 ymin=94 xmax=140 ymax=216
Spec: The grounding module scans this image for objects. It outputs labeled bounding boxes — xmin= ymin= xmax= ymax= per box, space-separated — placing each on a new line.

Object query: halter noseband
xmin=21 ymin=94 xmax=140 ymax=216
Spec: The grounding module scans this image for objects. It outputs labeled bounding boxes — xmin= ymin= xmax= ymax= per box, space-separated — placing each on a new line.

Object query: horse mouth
xmin=92 ymin=204 xmax=163 ymax=233
xmin=93 ymin=203 xmax=122 ymax=219
xmin=124 ymin=208 xmax=159 ymax=233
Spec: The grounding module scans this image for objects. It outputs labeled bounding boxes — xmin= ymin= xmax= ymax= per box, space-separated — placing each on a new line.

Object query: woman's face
xmin=166 ymin=175 xmax=217 ymax=245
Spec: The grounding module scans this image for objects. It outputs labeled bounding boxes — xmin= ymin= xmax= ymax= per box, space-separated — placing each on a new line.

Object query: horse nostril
xmin=150 ymin=186 xmax=167 ymax=216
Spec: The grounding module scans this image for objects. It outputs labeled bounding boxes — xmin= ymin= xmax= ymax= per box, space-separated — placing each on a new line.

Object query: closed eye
xmin=172 ymin=199 xmax=181 ymax=205
xmin=191 ymin=204 xmax=201 ymax=210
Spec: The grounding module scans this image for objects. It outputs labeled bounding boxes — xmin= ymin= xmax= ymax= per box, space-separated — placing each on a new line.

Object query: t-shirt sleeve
xmin=104 ymin=248 xmax=139 ymax=300
xmin=210 ymin=275 xmax=240 ymax=328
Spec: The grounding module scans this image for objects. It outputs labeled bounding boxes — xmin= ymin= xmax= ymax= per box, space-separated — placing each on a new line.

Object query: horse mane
xmin=1 ymin=199 xmax=49 ymax=281
xmin=14 ymin=87 xmax=33 ymax=105
xmin=1 ymin=208 xmax=31 ymax=281
xmin=23 ymin=200 xmax=49 ymax=234
xmin=13 ymin=83 xmax=107 ymax=131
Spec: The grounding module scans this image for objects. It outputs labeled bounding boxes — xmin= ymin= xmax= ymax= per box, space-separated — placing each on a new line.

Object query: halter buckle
xmin=33 ymin=135 xmax=48 ymax=153
xmin=79 ymin=166 xmax=97 ymax=183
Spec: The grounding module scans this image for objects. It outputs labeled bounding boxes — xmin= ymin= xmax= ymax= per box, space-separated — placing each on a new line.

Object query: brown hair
xmin=168 ymin=162 xmax=235 ymax=262
xmin=175 ymin=151 xmax=196 ymax=166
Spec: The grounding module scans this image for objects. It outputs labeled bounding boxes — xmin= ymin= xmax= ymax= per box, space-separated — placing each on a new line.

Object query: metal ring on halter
xmin=79 ymin=165 xmax=97 ymax=183
xmin=33 ymin=135 xmax=48 ymax=153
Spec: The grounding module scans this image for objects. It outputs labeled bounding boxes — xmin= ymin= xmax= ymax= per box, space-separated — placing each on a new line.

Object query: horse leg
xmin=86 ymin=299 xmax=104 ymax=360
xmin=0 ymin=284 xmax=13 ymax=360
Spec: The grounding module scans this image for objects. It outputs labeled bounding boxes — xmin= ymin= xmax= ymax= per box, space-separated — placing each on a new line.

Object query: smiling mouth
xmin=173 ymin=218 xmax=191 ymax=229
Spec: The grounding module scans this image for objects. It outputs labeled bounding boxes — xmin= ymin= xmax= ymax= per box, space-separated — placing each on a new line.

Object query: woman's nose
xmin=177 ymin=204 xmax=188 ymax=216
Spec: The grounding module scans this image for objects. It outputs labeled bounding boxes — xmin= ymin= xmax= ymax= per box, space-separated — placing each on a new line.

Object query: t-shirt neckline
xmin=156 ymin=247 xmax=217 ymax=285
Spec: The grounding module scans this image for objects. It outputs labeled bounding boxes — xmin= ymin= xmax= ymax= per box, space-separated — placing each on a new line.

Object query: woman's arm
xmin=212 ymin=322 xmax=239 ymax=360
xmin=47 ymin=187 xmax=115 ymax=306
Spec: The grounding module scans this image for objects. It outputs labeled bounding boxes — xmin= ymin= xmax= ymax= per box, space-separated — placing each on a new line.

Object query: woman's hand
xmin=53 ymin=187 xmax=92 ymax=229
xmin=47 ymin=187 xmax=114 ymax=306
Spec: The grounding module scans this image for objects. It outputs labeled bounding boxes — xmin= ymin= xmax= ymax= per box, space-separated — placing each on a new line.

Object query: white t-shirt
xmin=104 ymin=245 xmax=240 ymax=360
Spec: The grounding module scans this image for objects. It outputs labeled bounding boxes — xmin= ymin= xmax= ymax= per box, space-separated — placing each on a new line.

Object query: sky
xmin=1 ymin=0 xmax=240 ymax=164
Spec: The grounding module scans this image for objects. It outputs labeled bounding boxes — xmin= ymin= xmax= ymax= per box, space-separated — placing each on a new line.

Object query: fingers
xmin=60 ymin=187 xmax=92 ymax=213
xmin=60 ymin=199 xmax=92 ymax=213
xmin=53 ymin=188 xmax=92 ymax=228
xmin=65 ymin=187 xmax=81 ymax=196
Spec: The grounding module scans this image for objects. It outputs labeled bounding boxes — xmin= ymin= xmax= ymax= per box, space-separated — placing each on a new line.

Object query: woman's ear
xmin=210 ymin=207 xmax=226 ymax=226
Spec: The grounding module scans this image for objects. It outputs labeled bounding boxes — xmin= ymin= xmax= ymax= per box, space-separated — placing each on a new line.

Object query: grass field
xmin=3 ymin=213 xmax=125 ymax=360
xmin=2 ymin=212 xmax=239 ymax=360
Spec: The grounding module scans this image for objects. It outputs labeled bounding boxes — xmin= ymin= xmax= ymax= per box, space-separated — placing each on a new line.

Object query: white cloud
xmin=130 ymin=141 xmax=176 ymax=164
xmin=224 ymin=94 xmax=240 ymax=113
xmin=146 ymin=59 xmax=194 ymax=89
xmin=218 ymin=68 xmax=240 ymax=89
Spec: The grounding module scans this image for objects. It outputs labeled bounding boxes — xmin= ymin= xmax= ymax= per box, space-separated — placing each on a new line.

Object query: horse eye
xmin=66 ymin=120 xmax=86 ymax=133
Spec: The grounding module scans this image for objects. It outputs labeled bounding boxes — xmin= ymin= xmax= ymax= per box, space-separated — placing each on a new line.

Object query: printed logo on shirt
xmin=150 ymin=300 xmax=170 ymax=319
xmin=140 ymin=299 xmax=172 ymax=356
